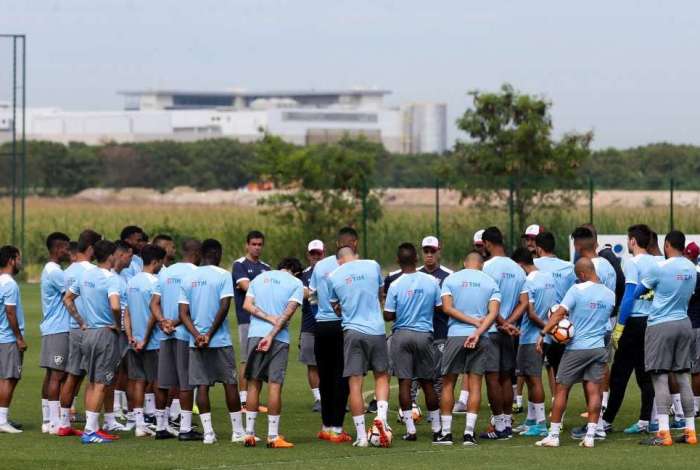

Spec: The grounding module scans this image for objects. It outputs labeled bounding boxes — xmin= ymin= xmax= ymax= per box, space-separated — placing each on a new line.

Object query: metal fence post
xmin=435 ymin=178 xmax=440 ymax=239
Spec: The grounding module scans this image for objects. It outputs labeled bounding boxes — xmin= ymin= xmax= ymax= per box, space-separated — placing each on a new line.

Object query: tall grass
xmin=2 ymin=198 xmax=700 ymax=280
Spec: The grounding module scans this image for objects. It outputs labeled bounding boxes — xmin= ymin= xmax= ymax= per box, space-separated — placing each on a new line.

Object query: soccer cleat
xmin=96 ymin=429 xmax=120 ymax=440
xmin=479 ymin=429 xmax=510 ymax=440
xmin=203 ymin=432 xmax=217 ymax=444
xmin=641 ymin=431 xmax=673 ymax=446
xmin=155 ymin=429 xmax=175 ymax=440
xmin=143 ymin=414 xmax=156 ymax=425
xmin=123 ymin=420 xmax=136 ymax=432
xmin=504 ymin=427 xmax=513 ymax=438
xmin=57 ymin=426 xmax=83 ymax=437
xmin=366 ymin=399 xmax=378 ymax=414
xmin=178 ymin=430 xmax=203 ymax=441
xmin=81 ymin=431 xmax=112 ymax=444
xmin=402 ymin=433 xmax=417 ymax=441
xmin=312 ymin=400 xmax=322 ymax=413
xmin=675 ymin=430 xmax=697 ymax=445
xmin=41 ymin=422 xmax=51 ymax=433
xmin=267 ymin=435 xmax=294 ymax=448
xmin=104 ymin=421 xmax=128 ymax=432
xmin=570 ymin=425 xmax=606 ymax=440
xmin=0 ymin=422 xmax=23 ymax=434
xmin=328 ymin=431 xmax=353 ymax=443
xmin=397 ymin=408 xmax=405 ymax=424
xmin=670 ymin=418 xmax=686 ymax=430
xmin=113 ymin=410 xmax=127 ymax=422
xmin=317 ymin=430 xmax=331 ymax=441
xmin=514 ymin=419 xmax=536 ymax=434
xmin=535 ymin=434 xmax=560 ymax=447
xmin=579 ymin=436 xmax=595 ymax=448
xmin=372 ymin=418 xmax=391 ymax=448
xmin=452 ymin=401 xmax=467 ymax=413
xmin=169 ymin=415 xmax=181 ymax=427
xmin=521 ymin=423 xmax=549 ymax=437
xmin=352 ymin=439 xmax=369 ymax=447
xmin=649 ymin=421 xmax=659 ymax=433
xmin=432 ymin=432 xmax=453 ymax=445
xmin=192 ymin=404 xmax=199 ymax=415
xmin=624 ymin=422 xmax=649 ymax=434
xmin=165 ymin=425 xmax=179 ymax=436
xmin=135 ymin=426 xmax=155 ymax=437
xmin=244 ymin=434 xmax=257 ymax=447
xmin=70 ymin=412 xmax=85 ymax=423
xmin=462 ymin=433 xmax=478 ymax=446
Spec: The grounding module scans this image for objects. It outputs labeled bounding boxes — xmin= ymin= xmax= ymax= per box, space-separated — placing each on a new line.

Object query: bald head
xmin=574 ymin=257 xmax=598 ymax=283
xmin=464 ymin=250 xmax=485 ymax=270
xmin=336 ymin=246 xmax=357 ymax=265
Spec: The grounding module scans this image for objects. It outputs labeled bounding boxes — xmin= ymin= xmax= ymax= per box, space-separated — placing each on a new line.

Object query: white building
xmin=0 ymin=89 xmax=447 ymax=154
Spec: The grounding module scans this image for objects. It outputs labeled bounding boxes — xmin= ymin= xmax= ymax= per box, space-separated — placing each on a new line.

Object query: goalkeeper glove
xmin=612 ymin=323 xmax=625 ymax=349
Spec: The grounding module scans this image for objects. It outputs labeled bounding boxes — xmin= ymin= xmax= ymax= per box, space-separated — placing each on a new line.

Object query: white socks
xmin=134 ymin=408 xmax=145 ymax=427
xmin=549 ymin=422 xmax=561 ymax=436
xmin=465 ymin=412 xmax=477 ymax=436
xmin=353 ymin=415 xmax=366 ymax=441
xmin=48 ymin=400 xmax=60 ymax=429
xmin=526 ymin=402 xmax=536 ymax=421
xmin=586 ymin=422 xmax=597 ymax=438
xmin=85 ymin=411 xmax=100 ymax=434
xmin=534 ymin=403 xmax=546 ymax=423
xmin=429 ymin=409 xmax=440 ymax=432
xmin=155 ymin=409 xmax=166 ymax=431
xmin=0 ymin=407 xmax=8 ymax=425
xmin=377 ymin=400 xmax=388 ymax=423
xmin=240 ymin=391 xmax=248 ymax=404
xmin=602 ymin=391 xmax=609 ymax=409
xmin=104 ymin=412 xmax=116 ymax=427
xmin=246 ymin=411 xmax=258 ymax=435
xmin=658 ymin=414 xmax=670 ymax=432
xmin=312 ymin=388 xmax=321 ymax=402
xmin=458 ymin=390 xmax=469 ymax=405
xmin=144 ymin=393 xmax=156 ymax=416
xmin=494 ymin=414 xmax=505 ymax=432
xmin=200 ymin=412 xmax=214 ymax=435
xmin=515 ymin=395 xmax=523 ymax=408
xmin=403 ymin=410 xmax=416 ymax=434
xmin=180 ymin=410 xmax=192 ymax=433
xmin=60 ymin=407 xmax=71 ymax=428
xmin=440 ymin=415 xmax=452 ymax=436
xmin=41 ymin=399 xmax=50 ymax=424
xmin=230 ymin=411 xmax=244 ymax=434
xmin=268 ymin=415 xmax=280 ymax=438
xmin=170 ymin=399 xmax=181 ymax=419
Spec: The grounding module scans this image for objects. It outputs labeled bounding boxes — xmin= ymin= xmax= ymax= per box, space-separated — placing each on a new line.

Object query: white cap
xmin=307 ymin=240 xmax=324 ymax=252
xmin=421 ymin=236 xmax=440 ymax=249
xmin=524 ymin=224 xmax=543 ymax=238
xmin=473 ymin=229 xmax=484 ymax=245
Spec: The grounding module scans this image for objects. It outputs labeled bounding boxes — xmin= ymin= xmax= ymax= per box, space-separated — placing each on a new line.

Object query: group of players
xmin=0 ymin=221 xmax=699 ymax=449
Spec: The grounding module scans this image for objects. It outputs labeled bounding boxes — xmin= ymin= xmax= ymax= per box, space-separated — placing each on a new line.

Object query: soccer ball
xmin=551 ymin=318 xmax=574 ymax=344
xmin=367 ymin=423 xmax=393 ymax=447
xmin=547 ymin=304 xmax=561 ymax=319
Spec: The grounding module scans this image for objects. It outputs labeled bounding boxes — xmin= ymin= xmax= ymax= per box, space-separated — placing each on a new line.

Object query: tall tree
xmin=443 ymin=83 xmax=592 ymax=245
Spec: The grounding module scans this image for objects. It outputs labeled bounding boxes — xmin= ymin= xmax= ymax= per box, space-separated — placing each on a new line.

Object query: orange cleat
xmin=676 ymin=430 xmax=697 ymax=445
xmin=96 ymin=429 xmax=120 ymax=440
xmin=267 ymin=435 xmax=294 ymax=448
xmin=328 ymin=431 xmax=353 ymax=443
xmin=317 ymin=430 xmax=331 ymax=441
xmin=57 ymin=426 xmax=83 ymax=437
xmin=244 ymin=434 xmax=257 ymax=447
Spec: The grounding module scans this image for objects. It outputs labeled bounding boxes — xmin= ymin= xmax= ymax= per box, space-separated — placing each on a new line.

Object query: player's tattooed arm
xmin=63 ymin=290 xmax=85 ymax=329
xmin=268 ymin=300 xmax=300 ymax=339
xmin=243 ymin=296 xmax=277 ymax=324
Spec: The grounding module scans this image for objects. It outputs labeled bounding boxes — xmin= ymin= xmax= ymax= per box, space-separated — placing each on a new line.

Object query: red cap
xmin=684 ymin=242 xmax=699 ymax=260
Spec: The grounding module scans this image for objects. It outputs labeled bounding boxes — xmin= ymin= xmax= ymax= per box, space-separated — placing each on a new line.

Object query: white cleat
xmin=135 ymin=426 xmax=156 ymax=437
xmin=123 ymin=420 xmax=136 ymax=431
xmin=0 ymin=423 xmax=23 ymax=434
xmin=165 ymin=425 xmax=179 ymax=437
xmin=104 ymin=421 xmax=128 ymax=432
xmin=231 ymin=432 xmax=246 ymax=443
xmin=49 ymin=423 xmax=60 ymax=435
xmin=535 ymin=435 xmax=560 ymax=447
xmin=580 ymin=436 xmax=595 ymax=448
xmin=352 ymin=439 xmax=369 ymax=447
xmin=203 ymin=432 xmax=217 ymax=444
xmin=41 ymin=422 xmax=51 ymax=433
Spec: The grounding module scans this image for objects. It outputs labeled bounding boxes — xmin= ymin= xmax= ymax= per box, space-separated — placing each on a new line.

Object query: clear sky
xmin=2 ymin=0 xmax=698 ymax=149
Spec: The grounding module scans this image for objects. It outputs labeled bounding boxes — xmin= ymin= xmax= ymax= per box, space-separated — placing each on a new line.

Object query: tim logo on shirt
xmin=191 ymin=280 xmax=207 ymax=288
xmin=461 ymin=281 xmax=481 ymax=288
xmin=406 ymin=288 xmax=424 ymax=297
xmin=345 ymin=274 xmax=366 ymax=285
xmin=501 ymin=273 xmax=515 ymax=280
xmin=676 ymin=273 xmax=692 ymax=281
xmin=167 ymin=278 xmax=181 ymax=285
xmin=263 ymin=277 xmax=280 ymax=285
xmin=589 ymin=301 xmax=609 ymax=310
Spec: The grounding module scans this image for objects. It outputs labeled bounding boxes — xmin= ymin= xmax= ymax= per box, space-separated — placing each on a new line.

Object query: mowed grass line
xmin=2 ymin=284 xmax=699 ymax=469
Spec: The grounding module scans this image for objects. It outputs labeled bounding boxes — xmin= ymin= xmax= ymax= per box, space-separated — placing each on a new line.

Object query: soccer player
xmin=310 ymin=227 xmax=357 ymax=443
xmin=433 ymin=250 xmax=501 ymax=446
xmin=69 ymin=241 xmax=79 ymax=263
xmin=511 ymin=247 xmax=557 ymax=437
xmin=0 ymin=245 xmax=25 ymax=434
xmin=384 ymin=243 xmax=442 ymax=441
xmin=328 ymin=247 xmax=389 ymax=448
xmin=64 ymin=240 xmax=124 ymax=444
xmin=639 ymin=230 xmax=697 ymax=446
xmin=480 ymin=227 xmax=526 ymax=439
xmin=242 ymin=257 xmax=304 ymax=448
xmin=125 ymin=244 xmax=168 ymax=438
xmin=521 ymin=224 xmax=544 ymax=256
xmin=683 ymin=242 xmax=700 ymax=417
xmin=232 ymin=231 xmax=270 ymax=410
xmin=111 ymin=241 xmax=134 ymax=427
xmin=120 ymin=226 xmax=147 ymax=283
xmin=39 ymin=232 xmax=71 ymax=435
xmin=151 ymin=238 xmax=202 ymax=441
xmin=473 ymin=230 xmax=486 ymax=259
xmin=604 ymin=225 xmax=656 ymax=434
xmin=179 ymin=239 xmax=246 ymax=445
xmin=535 ymin=257 xmax=615 ymax=448
xmin=533 ymin=232 xmax=576 ymax=397
xmin=58 ymin=229 xmax=102 ymax=436
xmin=153 ymin=234 xmax=176 ymax=267
xmin=300 ymin=240 xmax=324 ymax=412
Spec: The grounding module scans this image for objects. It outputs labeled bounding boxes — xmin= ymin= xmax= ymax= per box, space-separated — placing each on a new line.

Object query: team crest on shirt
xmin=53 ymin=355 xmax=65 ymax=366
xmin=105 ymin=371 xmax=114 ymax=382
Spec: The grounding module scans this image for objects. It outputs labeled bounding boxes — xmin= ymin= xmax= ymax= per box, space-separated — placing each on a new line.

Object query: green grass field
xmin=3 ymin=284 xmax=699 ymax=469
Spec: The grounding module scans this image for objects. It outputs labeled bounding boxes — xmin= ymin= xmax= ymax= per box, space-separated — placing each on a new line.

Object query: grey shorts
xmin=40 ymin=332 xmax=69 ymax=371
xmin=238 ymin=323 xmax=250 ymax=361
xmin=245 ymin=337 xmax=290 ymax=384
xmin=645 ymin=318 xmax=694 ymax=373
xmin=433 ymin=338 xmax=446 ymax=378
xmin=127 ymin=349 xmax=159 ymax=382
xmin=189 ymin=346 xmax=238 ymax=386
xmin=390 ymin=330 xmax=436 ymax=380
xmin=66 ymin=328 xmax=85 ymax=376
xmin=299 ymin=332 xmax=316 ymax=366
xmin=440 ymin=335 xmax=487 ymax=376
xmin=0 ymin=342 xmax=23 ymax=379
xmin=343 ymin=329 xmax=389 ymax=377
xmin=556 ymin=348 xmax=607 ymax=385
xmin=81 ymin=328 xmax=121 ymax=385
xmin=118 ymin=332 xmax=130 ymax=359
xmin=692 ymin=329 xmax=700 ymax=375
xmin=158 ymin=339 xmax=193 ymax=390
xmin=484 ymin=332 xmax=516 ymax=373
xmin=516 ymin=343 xmax=544 ymax=377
